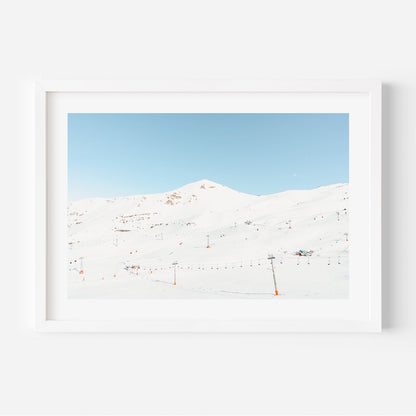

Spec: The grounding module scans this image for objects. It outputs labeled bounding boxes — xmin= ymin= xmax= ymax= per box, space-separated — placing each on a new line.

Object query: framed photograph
xmin=36 ymin=80 xmax=381 ymax=332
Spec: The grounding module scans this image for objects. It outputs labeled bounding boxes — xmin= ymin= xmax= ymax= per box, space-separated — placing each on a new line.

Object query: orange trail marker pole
xmin=206 ymin=234 xmax=210 ymax=248
xmin=268 ymin=254 xmax=278 ymax=296
xmin=173 ymin=261 xmax=178 ymax=285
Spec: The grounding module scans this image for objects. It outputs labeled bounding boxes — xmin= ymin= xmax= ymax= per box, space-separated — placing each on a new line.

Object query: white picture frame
xmin=36 ymin=80 xmax=381 ymax=332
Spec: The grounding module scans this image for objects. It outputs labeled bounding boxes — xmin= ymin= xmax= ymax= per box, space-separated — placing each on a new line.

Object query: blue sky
xmin=68 ymin=113 xmax=349 ymax=201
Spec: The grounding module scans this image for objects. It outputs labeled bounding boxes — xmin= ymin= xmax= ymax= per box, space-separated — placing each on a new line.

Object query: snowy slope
xmin=67 ymin=180 xmax=349 ymax=298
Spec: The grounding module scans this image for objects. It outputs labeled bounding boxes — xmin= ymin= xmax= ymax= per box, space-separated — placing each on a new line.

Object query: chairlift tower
xmin=268 ymin=254 xmax=278 ymax=296
xmin=172 ymin=261 xmax=178 ymax=286
xmin=79 ymin=256 xmax=85 ymax=280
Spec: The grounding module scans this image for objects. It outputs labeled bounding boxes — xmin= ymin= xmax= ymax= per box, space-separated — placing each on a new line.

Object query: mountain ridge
xmin=69 ymin=179 xmax=348 ymax=204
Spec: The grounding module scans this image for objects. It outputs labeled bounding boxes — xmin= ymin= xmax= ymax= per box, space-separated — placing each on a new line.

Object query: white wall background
xmin=0 ymin=0 xmax=415 ymax=414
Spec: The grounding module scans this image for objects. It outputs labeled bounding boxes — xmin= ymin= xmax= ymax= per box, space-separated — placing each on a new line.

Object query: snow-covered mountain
xmin=67 ymin=180 xmax=349 ymax=299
